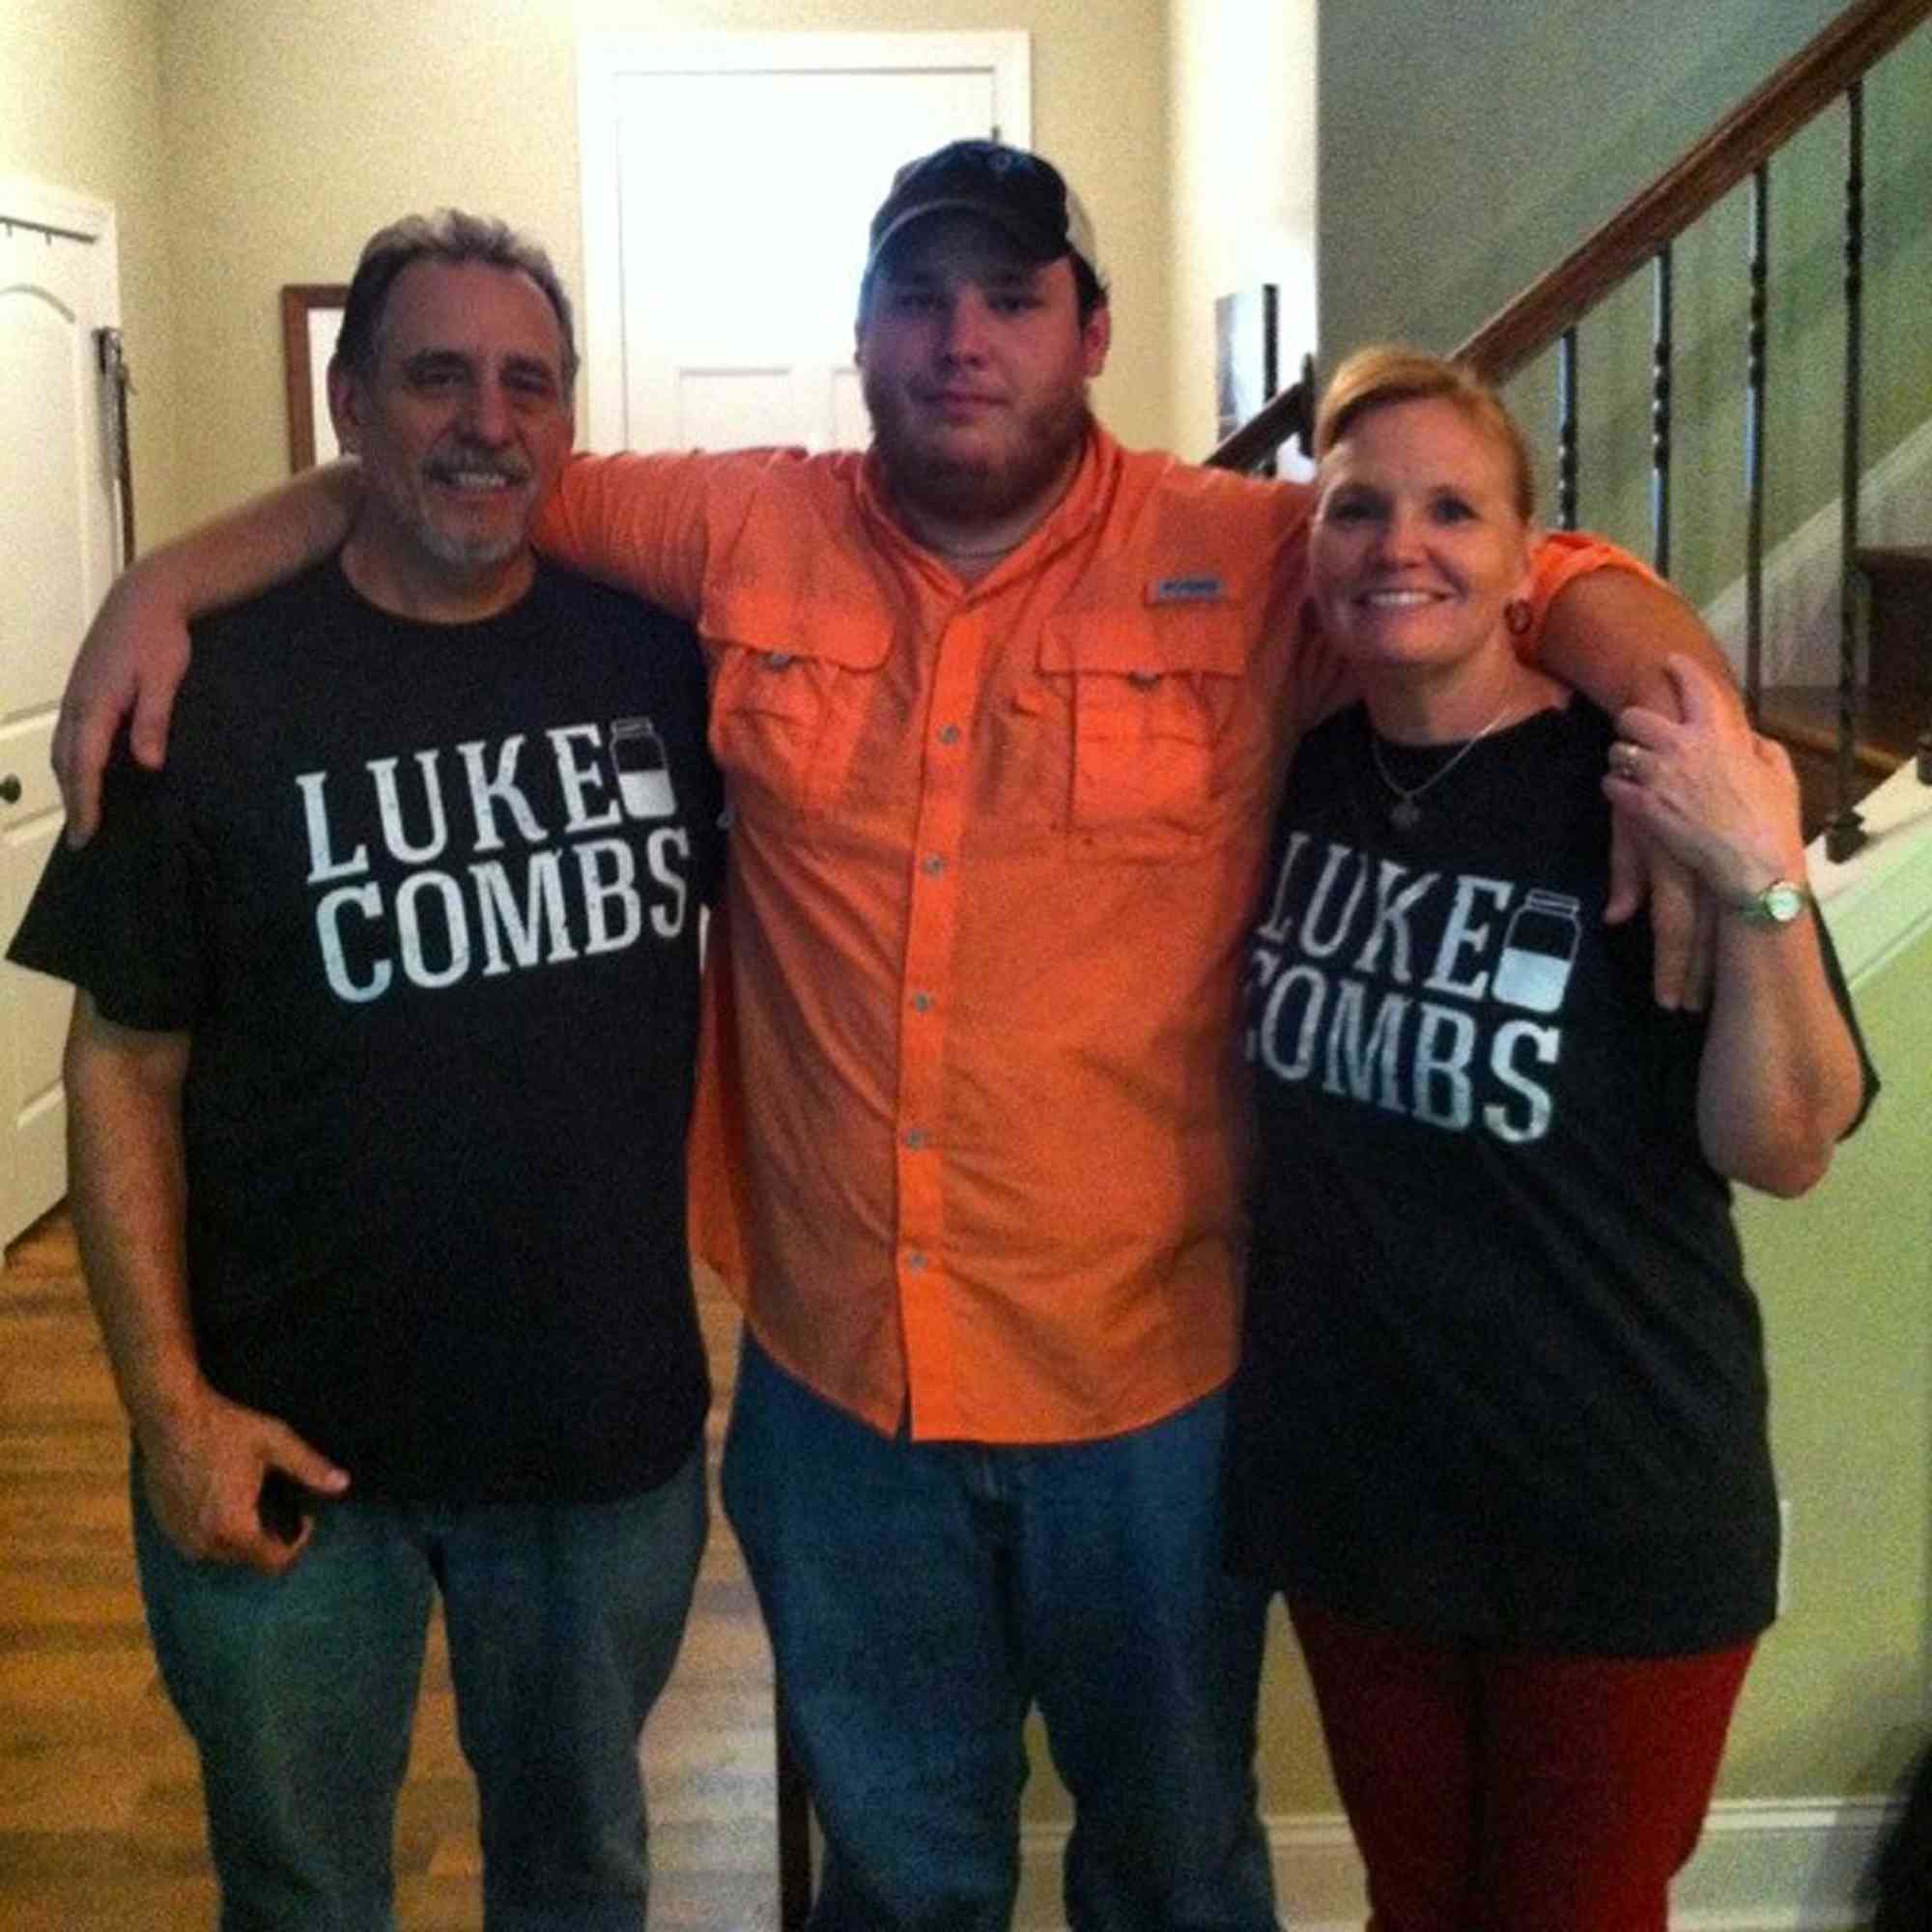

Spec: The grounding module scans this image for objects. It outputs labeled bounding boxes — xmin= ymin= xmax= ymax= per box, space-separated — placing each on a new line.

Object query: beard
xmin=410 ymin=440 xmax=538 ymax=571
xmin=412 ymin=512 xmax=528 ymax=572
xmin=864 ymin=371 xmax=1093 ymax=530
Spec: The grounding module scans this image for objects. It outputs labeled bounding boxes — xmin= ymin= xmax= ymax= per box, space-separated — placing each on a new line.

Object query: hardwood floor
xmin=0 ymin=1208 xmax=784 ymax=1929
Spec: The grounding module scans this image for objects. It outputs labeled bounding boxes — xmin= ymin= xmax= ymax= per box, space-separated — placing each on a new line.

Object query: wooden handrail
xmin=1205 ymin=0 xmax=1929 ymax=474
xmin=1205 ymin=359 xmax=1314 ymax=473
xmin=1456 ymin=0 xmax=1932 ymax=381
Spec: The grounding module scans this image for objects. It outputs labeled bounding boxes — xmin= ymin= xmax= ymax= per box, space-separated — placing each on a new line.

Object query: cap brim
xmin=867 ymin=196 xmax=1069 ymax=270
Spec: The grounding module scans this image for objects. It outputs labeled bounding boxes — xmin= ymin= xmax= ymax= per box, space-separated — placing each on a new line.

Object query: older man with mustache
xmin=10 ymin=211 xmax=723 ymax=1931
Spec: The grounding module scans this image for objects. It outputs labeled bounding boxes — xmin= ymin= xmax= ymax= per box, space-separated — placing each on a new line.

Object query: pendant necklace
xmin=1368 ymin=702 xmax=1514 ymax=831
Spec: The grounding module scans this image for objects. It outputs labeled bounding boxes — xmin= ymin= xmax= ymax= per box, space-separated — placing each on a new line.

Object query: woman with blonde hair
xmin=1225 ymin=347 xmax=1876 ymax=1931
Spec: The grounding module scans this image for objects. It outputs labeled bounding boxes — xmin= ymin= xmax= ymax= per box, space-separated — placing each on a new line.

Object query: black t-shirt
xmin=10 ymin=557 xmax=724 ymax=1505
xmin=1225 ymin=698 xmax=1876 ymax=1655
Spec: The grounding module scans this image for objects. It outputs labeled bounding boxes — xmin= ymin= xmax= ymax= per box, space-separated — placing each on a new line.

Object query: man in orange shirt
xmin=57 ymin=145 xmax=1731 ymax=1931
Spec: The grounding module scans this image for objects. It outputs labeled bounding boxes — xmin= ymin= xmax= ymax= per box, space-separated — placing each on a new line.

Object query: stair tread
xmin=1855 ymin=544 xmax=1932 ymax=578
xmin=1757 ymin=683 xmax=1918 ymax=765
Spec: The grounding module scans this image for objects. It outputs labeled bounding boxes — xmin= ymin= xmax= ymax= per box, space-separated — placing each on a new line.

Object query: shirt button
xmin=904 ymin=1128 xmax=927 ymax=1151
xmin=906 ymin=1251 xmax=928 ymax=1272
xmin=1127 ymin=669 xmax=1161 ymax=689
xmin=937 ymin=723 xmax=962 ymax=746
xmin=764 ymin=651 xmax=795 ymax=669
xmin=911 ymin=991 xmax=935 ymax=1013
xmin=922 ymin=854 xmax=948 ymax=877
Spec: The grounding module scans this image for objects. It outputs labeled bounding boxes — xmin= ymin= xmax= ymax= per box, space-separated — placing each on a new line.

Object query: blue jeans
xmin=721 ymin=1336 xmax=1276 ymax=1931
xmin=132 ymin=1447 xmax=707 ymax=1932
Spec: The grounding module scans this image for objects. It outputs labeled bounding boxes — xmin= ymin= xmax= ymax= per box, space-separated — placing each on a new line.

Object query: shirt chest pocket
xmin=700 ymin=589 xmax=894 ymax=818
xmin=1037 ymin=602 xmax=1250 ymax=847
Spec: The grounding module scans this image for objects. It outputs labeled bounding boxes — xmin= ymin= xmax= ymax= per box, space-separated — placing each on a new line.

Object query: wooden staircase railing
xmin=1209 ymin=0 xmax=1932 ymax=857
xmin=1450 ymin=0 xmax=1931 ymax=384
xmin=1206 ymin=351 xmax=1315 ymax=477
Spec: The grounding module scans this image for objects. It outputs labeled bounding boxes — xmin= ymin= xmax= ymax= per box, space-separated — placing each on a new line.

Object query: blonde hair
xmin=1315 ymin=347 xmax=1536 ymax=525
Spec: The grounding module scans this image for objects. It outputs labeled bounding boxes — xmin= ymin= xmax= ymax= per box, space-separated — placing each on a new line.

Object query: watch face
xmin=1762 ymin=880 xmax=1806 ymax=923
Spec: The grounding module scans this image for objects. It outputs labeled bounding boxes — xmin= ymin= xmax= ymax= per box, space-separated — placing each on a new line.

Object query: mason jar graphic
xmin=1492 ymin=889 xmax=1581 ymax=1013
xmin=610 ymin=717 xmax=676 ymax=819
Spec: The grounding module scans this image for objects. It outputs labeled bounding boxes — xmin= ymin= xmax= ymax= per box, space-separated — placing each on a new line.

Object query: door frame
xmin=575 ymin=29 xmax=1031 ymax=450
xmin=0 ymin=175 xmax=120 ymax=272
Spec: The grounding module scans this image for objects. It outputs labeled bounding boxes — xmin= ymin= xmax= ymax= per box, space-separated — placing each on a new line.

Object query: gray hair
xmin=331 ymin=210 xmax=578 ymax=395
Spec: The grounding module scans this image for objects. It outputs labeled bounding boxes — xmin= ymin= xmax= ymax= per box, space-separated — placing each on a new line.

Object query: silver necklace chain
xmin=1367 ymin=702 xmax=1514 ymax=831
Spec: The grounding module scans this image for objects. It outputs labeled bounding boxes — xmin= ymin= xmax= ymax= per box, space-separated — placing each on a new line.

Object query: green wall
xmin=1318 ymin=0 xmax=1837 ymax=359
xmin=1727 ymin=914 xmax=1932 ymax=1795
xmin=1317 ymin=0 xmax=1932 ymax=610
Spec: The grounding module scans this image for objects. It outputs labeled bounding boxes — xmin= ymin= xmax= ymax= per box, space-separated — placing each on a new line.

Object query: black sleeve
xmin=5 ymin=752 xmax=209 ymax=1032
xmin=1815 ymin=905 xmax=1882 ymax=1136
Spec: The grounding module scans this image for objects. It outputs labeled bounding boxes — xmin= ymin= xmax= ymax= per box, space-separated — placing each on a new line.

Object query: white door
xmin=0 ymin=181 xmax=124 ymax=1247
xmin=579 ymin=31 xmax=1030 ymax=453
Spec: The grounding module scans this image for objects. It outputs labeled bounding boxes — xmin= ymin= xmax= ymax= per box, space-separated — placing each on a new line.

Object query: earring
xmin=1504 ymin=597 xmax=1533 ymax=638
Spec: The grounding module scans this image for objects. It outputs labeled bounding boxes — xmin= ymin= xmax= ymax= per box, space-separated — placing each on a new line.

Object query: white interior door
xmin=580 ymin=31 xmax=1030 ymax=453
xmin=0 ymin=181 xmax=123 ymax=1248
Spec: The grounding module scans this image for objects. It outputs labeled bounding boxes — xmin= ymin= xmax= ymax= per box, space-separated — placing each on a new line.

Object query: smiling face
xmin=855 ymin=213 xmax=1110 ymax=544
xmin=1309 ymin=395 xmax=1535 ymax=692
xmin=328 ymin=257 xmax=573 ymax=615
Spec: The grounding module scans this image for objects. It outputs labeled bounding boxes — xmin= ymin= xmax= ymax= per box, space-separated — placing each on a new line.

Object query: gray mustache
xmin=426 ymin=445 xmax=533 ymax=486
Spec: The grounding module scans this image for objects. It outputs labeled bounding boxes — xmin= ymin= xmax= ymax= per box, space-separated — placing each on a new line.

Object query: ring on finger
xmin=1612 ymin=742 xmax=1645 ymax=782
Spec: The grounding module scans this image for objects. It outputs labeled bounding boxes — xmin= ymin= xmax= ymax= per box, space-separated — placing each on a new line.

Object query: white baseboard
xmin=1701 ymin=413 xmax=1932 ymax=689
xmin=1674 ymin=1798 xmax=1895 ymax=1929
xmin=1811 ymin=759 xmax=1932 ymax=981
xmin=1012 ymin=1796 xmax=1897 ymax=1930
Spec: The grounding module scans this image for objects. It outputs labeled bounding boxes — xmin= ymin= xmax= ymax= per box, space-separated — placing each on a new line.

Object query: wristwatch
xmin=1732 ymin=876 xmax=1810 ymax=925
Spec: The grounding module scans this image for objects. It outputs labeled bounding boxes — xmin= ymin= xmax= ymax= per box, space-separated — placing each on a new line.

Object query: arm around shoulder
xmin=1534 ymin=557 xmax=1737 ymax=717
xmin=54 ymin=461 xmax=362 ymax=841
xmin=1532 ymin=556 xmax=1742 ymax=1008
xmin=531 ymin=445 xmax=806 ymax=620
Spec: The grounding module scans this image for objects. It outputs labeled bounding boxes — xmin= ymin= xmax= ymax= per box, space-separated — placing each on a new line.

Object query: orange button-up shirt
xmin=538 ymin=430 xmax=1599 ymax=1443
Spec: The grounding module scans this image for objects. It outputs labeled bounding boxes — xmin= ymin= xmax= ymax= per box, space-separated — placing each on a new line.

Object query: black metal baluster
xmin=1556 ymin=328 xmax=1579 ymax=531
xmin=1651 ymin=247 xmax=1673 ymax=578
xmin=1827 ymin=80 xmax=1867 ymax=861
xmin=1744 ymin=166 xmax=1770 ymax=729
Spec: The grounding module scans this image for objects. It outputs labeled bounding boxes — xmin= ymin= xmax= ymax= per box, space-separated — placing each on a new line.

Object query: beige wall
xmin=1164 ymin=0 xmax=1317 ymax=464
xmin=1164 ymin=6 xmax=1328 ymax=1811
xmin=1 ymin=0 xmax=185 ymax=545
xmin=157 ymin=0 xmax=1173 ymax=525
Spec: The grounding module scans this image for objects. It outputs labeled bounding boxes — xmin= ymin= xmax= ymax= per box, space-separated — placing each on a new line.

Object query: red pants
xmin=1290 ymin=1601 xmax=1755 ymax=1932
